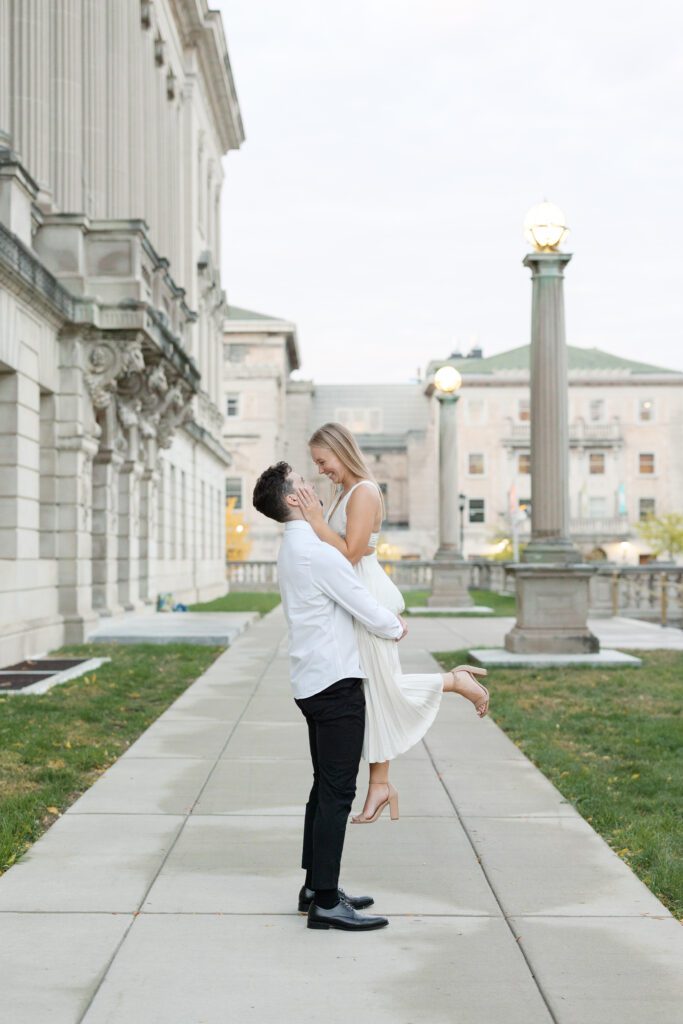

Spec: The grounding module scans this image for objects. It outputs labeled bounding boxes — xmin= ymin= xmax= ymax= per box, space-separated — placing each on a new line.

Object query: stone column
xmin=117 ymin=411 xmax=143 ymax=611
xmin=55 ymin=333 xmax=100 ymax=641
xmin=106 ymin=0 xmax=130 ymax=217
xmin=428 ymin=392 xmax=472 ymax=607
xmin=82 ymin=0 xmax=107 ymax=218
xmin=127 ymin=0 xmax=145 ymax=220
xmin=138 ymin=438 xmax=159 ymax=604
xmin=505 ymin=250 xmax=599 ymax=654
xmin=50 ymin=0 xmax=83 ymax=212
xmin=91 ymin=402 xmax=124 ymax=616
xmin=11 ymin=0 xmax=53 ymax=206
xmin=0 ymin=0 xmax=11 ymax=146
xmin=523 ymin=252 xmax=579 ymax=564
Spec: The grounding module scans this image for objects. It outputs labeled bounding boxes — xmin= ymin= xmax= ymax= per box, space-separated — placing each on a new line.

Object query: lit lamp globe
xmin=434 ymin=365 xmax=462 ymax=396
xmin=523 ymin=201 xmax=569 ymax=252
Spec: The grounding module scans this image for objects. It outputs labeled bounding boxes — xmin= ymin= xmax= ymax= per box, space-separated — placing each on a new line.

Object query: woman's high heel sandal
xmin=449 ymin=665 xmax=490 ymax=717
xmin=351 ymin=782 xmax=399 ymax=824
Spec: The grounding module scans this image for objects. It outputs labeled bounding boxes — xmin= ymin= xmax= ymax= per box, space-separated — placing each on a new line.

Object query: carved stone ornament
xmin=157 ymin=381 xmax=193 ymax=449
xmin=84 ymin=339 xmax=145 ymax=412
xmin=85 ymin=337 xmax=195 ymax=455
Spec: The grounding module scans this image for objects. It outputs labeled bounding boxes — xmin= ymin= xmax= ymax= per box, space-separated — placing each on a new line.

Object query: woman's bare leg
xmin=442 ymin=668 xmax=489 ymax=716
xmin=352 ymin=760 xmax=391 ymax=822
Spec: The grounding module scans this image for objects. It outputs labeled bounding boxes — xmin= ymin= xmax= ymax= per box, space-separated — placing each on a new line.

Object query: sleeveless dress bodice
xmin=325 ymin=479 xmax=381 ymax=548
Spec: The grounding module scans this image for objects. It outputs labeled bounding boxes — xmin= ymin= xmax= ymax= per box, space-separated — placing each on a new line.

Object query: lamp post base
xmin=428 ymin=552 xmax=473 ymax=608
xmin=522 ymin=538 xmax=582 ymax=564
xmin=504 ymin=563 xmax=599 ymax=654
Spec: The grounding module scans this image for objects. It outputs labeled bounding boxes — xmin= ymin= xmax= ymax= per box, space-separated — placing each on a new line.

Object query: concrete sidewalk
xmin=1 ymin=607 xmax=682 ymax=1023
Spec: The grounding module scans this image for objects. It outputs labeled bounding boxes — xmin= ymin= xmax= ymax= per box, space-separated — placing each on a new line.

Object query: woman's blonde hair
xmin=308 ymin=421 xmax=385 ymax=518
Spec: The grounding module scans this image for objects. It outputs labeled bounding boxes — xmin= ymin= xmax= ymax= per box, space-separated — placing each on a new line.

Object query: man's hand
xmin=396 ymin=614 xmax=408 ymax=641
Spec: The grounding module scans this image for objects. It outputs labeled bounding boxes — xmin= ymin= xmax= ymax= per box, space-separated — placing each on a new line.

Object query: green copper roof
xmin=428 ymin=345 xmax=679 ymax=376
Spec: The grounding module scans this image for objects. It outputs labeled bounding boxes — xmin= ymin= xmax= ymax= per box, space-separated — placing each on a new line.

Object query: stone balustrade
xmin=226 ymin=558 xmax=683 ymax=625
xmin=589 ymin=564 xmax=683 ymax=625
xmin=226 ymin=558 xmax=517 ymax=595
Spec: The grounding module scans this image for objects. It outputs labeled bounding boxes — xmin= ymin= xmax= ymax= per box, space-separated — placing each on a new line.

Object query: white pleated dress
xmin=326 ymin=480 xmax=443 ymax=762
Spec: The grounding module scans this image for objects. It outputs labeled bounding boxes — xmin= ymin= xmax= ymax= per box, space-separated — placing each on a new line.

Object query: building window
xmin=466 ymin=399 xmax=486 ymax=424
xmin=639 ymin=452 xmax=655 ymax=475
xmin=639 ymin=399 xmax=654 ymax=422
xmin=589 ymin=496 xmax=607 ymax=518
xmin=468 ymin=498 xmax=485 ymax=524
xmin=225 ymin=477 xmax=243 ymax=510
xmin=589 ymin=452 xmax=605 ymax=474
xmin=518 ymin=399 xmax=530 ymax=422
xmin=468 ymin=453 xmax=485 ymax=476
xmin=226 ymin=393 xmax=240 ymax=418
xmin=224 ymin=344 xmax=245 ymax=362
xmin=180 ymin=469 xmax=187 ymax=560
xmin=589 ymin=399 xmax=605 ymax=422
xmin=518 ymin=452 xmax=530 ymax=474
xmin=335 ymin=407 xmax=383 ymax=433
xmin=639 ymin=498 xmax=656 ymax=520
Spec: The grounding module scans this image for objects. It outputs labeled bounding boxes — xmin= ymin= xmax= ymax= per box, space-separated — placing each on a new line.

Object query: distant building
xmin=285 ymin=382 xmax=438 ymax=558
xmin=0 ymin=2 xmax=243 ymax=665
xmin=431 ymin=345 xmax=683 ymax=562
xmin=222 ymin=307 xmax=299 ymax=560
xmin=226 ymin=332 xmax=683 ymax=562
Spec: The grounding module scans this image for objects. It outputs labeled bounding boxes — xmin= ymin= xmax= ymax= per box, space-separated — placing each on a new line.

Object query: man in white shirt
xmin=253 ymin=461 xmax=406 ymax=932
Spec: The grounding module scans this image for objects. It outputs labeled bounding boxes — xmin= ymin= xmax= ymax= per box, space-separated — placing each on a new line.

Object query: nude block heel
xmin=351 ymin=782 xmax=400 ymax=824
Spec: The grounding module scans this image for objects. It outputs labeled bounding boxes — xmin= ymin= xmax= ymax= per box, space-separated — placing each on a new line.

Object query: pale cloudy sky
xmin=217 ymin=1 xmax=683 ymax=383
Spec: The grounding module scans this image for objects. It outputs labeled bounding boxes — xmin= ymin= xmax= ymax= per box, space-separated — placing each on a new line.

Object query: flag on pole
xmin=508 ymin=482 xmax=518 ymax=518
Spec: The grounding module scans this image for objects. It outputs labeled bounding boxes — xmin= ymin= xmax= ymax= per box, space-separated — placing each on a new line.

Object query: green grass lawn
xmin=190 ymin=591 xmax=281 ymax=615
xmin=433 ymin=648 xmax=683 ymax=920
xmin=0 ymin=642 xmax=221 ymax=875
xmin=403 ymin=588 xmax=517 ymax=616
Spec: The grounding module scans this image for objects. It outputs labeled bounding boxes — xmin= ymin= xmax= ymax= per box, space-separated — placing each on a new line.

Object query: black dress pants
xmin=295 ymin=677 xmax=365 ymax=891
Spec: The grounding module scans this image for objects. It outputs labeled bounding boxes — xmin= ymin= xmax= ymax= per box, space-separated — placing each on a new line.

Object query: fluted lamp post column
xmin=505 ymin=202 xmax=599 ymax=653
xmin=428 ymin=366 xmax=473 ymax=608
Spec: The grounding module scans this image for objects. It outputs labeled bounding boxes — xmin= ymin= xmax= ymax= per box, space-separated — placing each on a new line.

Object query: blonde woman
xmin=294 ymin=422 xmax=489 ymax=824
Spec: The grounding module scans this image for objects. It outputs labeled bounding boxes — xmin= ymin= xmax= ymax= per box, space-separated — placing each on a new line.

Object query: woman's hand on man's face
xmin=294 ymin=483 xmax=324 ymax=526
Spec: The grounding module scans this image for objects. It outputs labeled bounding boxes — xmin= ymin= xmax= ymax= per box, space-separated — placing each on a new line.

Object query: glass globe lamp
xmin=523 ymin=202 xmax=569 ymax=252
xmin=434 ymin=365 xmax=462 ymax=395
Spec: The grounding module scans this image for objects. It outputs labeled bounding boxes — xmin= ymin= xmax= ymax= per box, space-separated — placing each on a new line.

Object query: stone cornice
xmin=224 ymin=315 xmax=300 ymax=372
xmin=169 ymin=0 xmax=245 ymax=152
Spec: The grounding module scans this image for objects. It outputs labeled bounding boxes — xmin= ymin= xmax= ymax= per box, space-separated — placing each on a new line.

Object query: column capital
xmin=523 ymin=251 xmax=572 ymax=278
xmin=435 ymin=391 xmax=460 ymax=406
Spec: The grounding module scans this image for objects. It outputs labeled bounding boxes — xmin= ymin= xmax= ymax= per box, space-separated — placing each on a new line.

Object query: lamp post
xmin=504 ymin=202 xmax=599 ymax=653
xmin=428 ymin=366 xmax=473 ymax=607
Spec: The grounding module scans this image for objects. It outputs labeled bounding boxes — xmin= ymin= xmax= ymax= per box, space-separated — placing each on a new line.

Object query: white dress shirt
xmin=277 ymin=520 xmax=403 ymax=699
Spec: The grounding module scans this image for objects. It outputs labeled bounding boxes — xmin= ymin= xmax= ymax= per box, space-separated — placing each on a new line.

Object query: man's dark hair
xmin=253 ymin=461 xmax=294 ymax=523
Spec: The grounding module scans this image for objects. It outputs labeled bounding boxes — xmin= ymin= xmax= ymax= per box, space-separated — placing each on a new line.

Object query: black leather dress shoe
xmin=297 ymin=885 xmax=374 ymax=914
xmin=307 ymin=896 xmax=388 ymax=931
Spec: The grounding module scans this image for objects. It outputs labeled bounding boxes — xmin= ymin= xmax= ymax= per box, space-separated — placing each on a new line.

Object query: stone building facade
xmin=0 ymin=1 xmax=243 ymax=665
xmin=226 ymin=336 xmax=683 ymax=563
